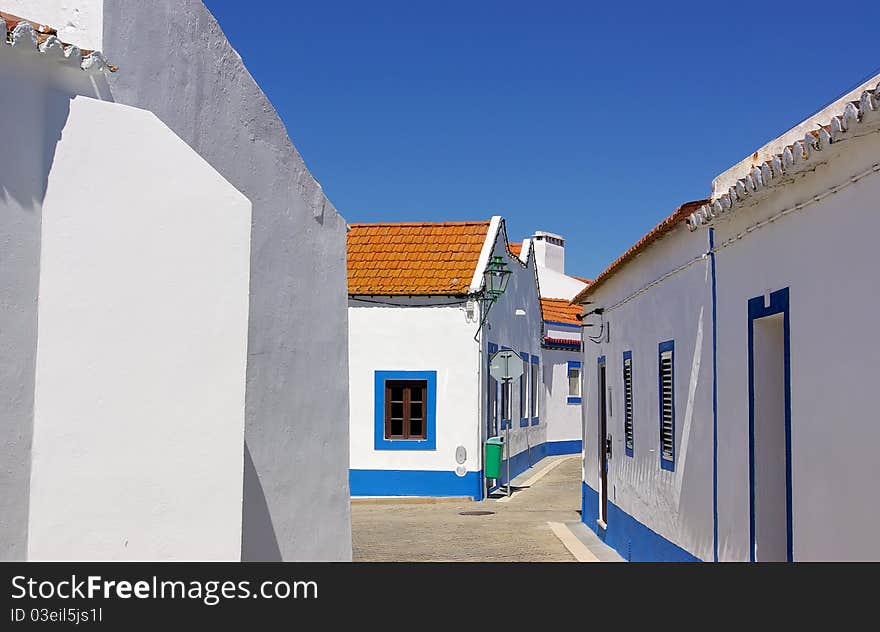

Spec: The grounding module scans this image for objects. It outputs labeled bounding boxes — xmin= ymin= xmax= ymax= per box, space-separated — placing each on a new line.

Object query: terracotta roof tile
xmin=508 ymin=242 xmax=522 ymax=257
xmin=1 ymin=10 xmax=117 ymax=71
xmin=541 ymin=298 xmax=584 ymax=325
xmin=347 ymin=221 xmax=491 ymax=295
xmin=572 ymin=200 xmax=707 ymax=304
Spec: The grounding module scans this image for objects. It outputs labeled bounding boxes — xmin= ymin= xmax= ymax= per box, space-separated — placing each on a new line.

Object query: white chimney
xmin=531 ymin=231 xmax=565 ymax=273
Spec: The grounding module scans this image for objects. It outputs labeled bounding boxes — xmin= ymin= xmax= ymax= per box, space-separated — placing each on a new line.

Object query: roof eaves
xmin=571 ymin=200 xmax=707 ymax=304
xmin=1 ymin=12 xmax=117 ymax=73
xmin=688 ymin=79 xmax=880 ymax=230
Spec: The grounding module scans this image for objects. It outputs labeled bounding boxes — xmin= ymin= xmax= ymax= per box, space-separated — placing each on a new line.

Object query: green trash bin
xmin=485 ymin=437 xmax=504 ymax=479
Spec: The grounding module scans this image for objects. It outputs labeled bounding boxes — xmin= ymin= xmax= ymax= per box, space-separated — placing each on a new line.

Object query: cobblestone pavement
xmin=352 ymin=456 xmax=583 ymax=562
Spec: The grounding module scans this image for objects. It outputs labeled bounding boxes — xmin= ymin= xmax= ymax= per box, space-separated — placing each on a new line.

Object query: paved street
xmin=352 ymin=456 xmax=596 ymax=562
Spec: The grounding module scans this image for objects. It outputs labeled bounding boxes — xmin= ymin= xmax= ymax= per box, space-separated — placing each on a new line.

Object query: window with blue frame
xmin=519 ymin=352 xmax=529 ymax=426
xmin=530 ymin=355 xmax=539 ymax=424
xmin=658 ymin=341 xmax=675 ymax=470
xmin=623 ymin=351 xmax=634 ymax=457
xmin=374 ymin=371 xmax=437 ymax=451
xmin=567 ymin=361 xmax=582 ymax=404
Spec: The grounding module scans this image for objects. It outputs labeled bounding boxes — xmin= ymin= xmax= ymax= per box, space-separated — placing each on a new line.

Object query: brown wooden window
xmin=384 ymin=380 xmax=428 ymax=440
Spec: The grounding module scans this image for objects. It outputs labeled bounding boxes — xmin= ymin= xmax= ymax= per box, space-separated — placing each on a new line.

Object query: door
xmin=748 ymin=288 xmax=792 ymax=562
xmin=598 ymin=358 xmax=609 ymax=526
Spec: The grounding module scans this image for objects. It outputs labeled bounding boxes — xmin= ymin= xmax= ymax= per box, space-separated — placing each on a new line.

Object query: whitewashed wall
xmin=581 ymin=225 xmax=714 ymax=561
xmin=483 ymin=232 xmax=545 ymax=469
xmin=711 ymin=128 xmax=880 ymax=561
xmin=26 ymin=96 xmax=251 ymax=561
xmin=348 ymin=301 xmax=481 ymax=475
xmin=7 ymin=0 xmax=354 ymax=560
xmin=0 ymin=45 xmax=110 ymax=560
xmin=542 ymin=347 xmax=583 ymax=444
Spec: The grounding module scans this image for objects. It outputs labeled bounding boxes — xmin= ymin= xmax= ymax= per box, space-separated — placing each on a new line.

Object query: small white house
xmin=574 ymin=73 xmax=880 ymax=561
xmin=511 ymin=232 xmax=588 ymax=456
xmin=348 ymin=217 xmax=548 ymax=499
xmin=0 ymin=11 xmax=252 ymax=560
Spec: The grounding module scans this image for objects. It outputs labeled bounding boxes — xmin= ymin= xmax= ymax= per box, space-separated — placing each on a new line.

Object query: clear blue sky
xmin=205 ymin=0 xmax=880 ymax=278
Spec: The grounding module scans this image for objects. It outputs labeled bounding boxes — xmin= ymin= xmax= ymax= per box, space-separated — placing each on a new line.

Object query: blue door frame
xmin=747 ymin=287 xmax=792 ymax=562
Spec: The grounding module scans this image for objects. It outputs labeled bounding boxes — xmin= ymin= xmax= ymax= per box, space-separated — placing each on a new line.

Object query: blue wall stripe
xmin=544 ymin=320 xmax=582 ymax=329
xmin=709 ymin=228 xmax=719 ymax=562
xmin=581 ymin=482 xmax=700 ymax=562
xmin=350 ymin=469 xmax=482 ymax=498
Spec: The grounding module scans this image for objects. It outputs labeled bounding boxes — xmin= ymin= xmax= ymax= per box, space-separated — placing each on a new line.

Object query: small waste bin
xmin=484 ymin=436 xmax=504 ymax=479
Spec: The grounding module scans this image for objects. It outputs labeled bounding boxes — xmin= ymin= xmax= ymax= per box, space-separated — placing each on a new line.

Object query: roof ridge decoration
xmin=688 ymin=81 xmax=880 ymax=230
xmin=1 ymin=12 xmax=117 ymax=73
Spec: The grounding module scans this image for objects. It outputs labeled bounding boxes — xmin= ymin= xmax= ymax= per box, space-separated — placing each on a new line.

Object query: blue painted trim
xmin=350 ymin=469 xmax=482 ymax=499
xmin=581 ymin=482 xmax=700 ymax=562
xmin=519 ymin=351 xmax=529 ymax=422
xmin=709 ymin=228 xmax=719 ymax=562
xmin=567 ymin=397 xmax=582 ymax=405
xmin=530 ymin=355 xmax=539 ymax=365
xmin=497 ymin=440 xmax=584 ymax=486
xmin=374 ymin=370 xmax=437 ymax=451
xmin=623 ymin=350 xmax=634 ymax=458
xmin=747 ymin=287 xmax=792 ymax=562
xmin=544 ymin=319 xmax=582 ymax=329
xmin=658 ymin=340 xmax=675 ymax=472
xmin=568 ymin=360 xmax=582 ymax=368
xmin=501 ymin=419 xmax=511 ymax=430
xmin=531 ymin=417 xmax=539 ymax=426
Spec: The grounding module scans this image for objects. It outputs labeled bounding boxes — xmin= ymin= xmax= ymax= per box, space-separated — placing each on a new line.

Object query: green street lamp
xmin=482 ymin=255 xmax=512 ymax=302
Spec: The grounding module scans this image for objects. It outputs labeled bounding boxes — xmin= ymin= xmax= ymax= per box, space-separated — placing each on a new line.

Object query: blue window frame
xmin=519 ymin=352 xmax=530 ymax=427
xmin=530 ymin=355 xmax=540 ymax=425
xmin=374 ymin=370 xmax=437 ymax=451
xmin=623 ymin=350 xmax=634 ymax=457
xmin=487 ymin=343 xmax=499 ymax=435
xmin=658 ymin=341 xmax=675 ymax=471
xmin=567 ymin=360 xmax=582 ymax=405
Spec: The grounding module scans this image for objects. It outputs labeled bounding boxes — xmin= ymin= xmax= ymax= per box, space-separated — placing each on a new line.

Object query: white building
xmin=511 ymin=233 xmax=588 ymax=456
xmin=348 ymin=218 xmax=550 ymax=499
xmin=1 ymin=0 xmax=352 ymax=561
xmin=574 ymin=73 xmax=880 ymax=561
xmin=0 ymin=11 xmax=251 ymax=560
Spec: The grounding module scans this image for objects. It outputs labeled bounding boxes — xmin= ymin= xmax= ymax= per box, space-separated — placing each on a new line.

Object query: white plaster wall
xmin=537 ymin=266 xmax=587 ymax=301
xmin=0 ymin=46 xmax=108 ymax=560
xmin=712 ymin=127 xmax=880 ymax=561
xmin=0 ymin=1 xmax=104 ymax=51
xmin=483 ymin=231 xmax=545 ymax=462
xmin=27 ymin=96 xmax=251 ymax=560
xmin=348 ymin=302 xmax=481 ymax=473
xmin=95 ymin=0 xmax=352 ymax=560
xmin=581 ymin=225 xmax=715 ymax=561
xmin=542 ymin=347 xmax=583 ymax=444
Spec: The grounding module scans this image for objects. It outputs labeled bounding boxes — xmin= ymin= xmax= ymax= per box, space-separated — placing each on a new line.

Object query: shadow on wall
xmin=240 ymin=441 xmax=282 ymax=561
xmin=0 ymin=54 xmax=110 ymax=560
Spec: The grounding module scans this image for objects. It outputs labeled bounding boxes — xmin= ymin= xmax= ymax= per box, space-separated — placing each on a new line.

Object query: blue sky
xmin=205 ymin=0 xmax=880 ymax=278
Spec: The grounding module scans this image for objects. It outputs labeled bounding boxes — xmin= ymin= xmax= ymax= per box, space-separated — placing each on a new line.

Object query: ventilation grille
xmin=659 ymin=349 xmax=674 ymax=462
xmin=623 ymin=356 xmax=634 ymax=453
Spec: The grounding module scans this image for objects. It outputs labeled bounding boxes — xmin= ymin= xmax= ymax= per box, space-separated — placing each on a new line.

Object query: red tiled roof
xmin=508 ymin=242 xmax=522 ymax=257
xmin=541 ymin=298 xmax=583 ymax=325
xmin=572 ymin=200 xmax=707 ymax=304
xmin=347 ymin=221 xmax=491 ymax=295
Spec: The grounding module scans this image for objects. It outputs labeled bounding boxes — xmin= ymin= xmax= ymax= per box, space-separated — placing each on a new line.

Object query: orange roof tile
xmin=347 ymin=221 xmax=491 ymax=295
xmin=508 ymin=242 xmax=522 ymax=258
xmin=572 ymin=200 xmax=707 ymax=304
xmin=541 ymin=298 xmax=584 ymax=325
